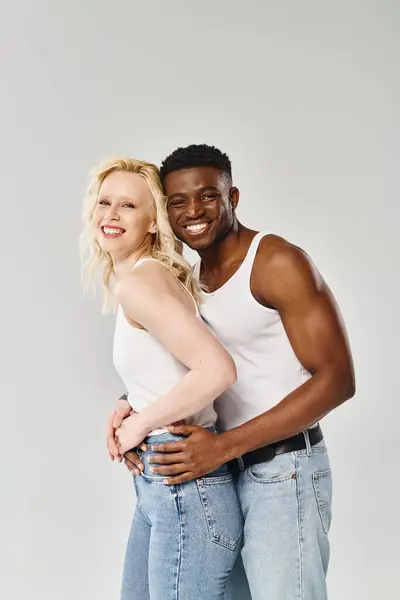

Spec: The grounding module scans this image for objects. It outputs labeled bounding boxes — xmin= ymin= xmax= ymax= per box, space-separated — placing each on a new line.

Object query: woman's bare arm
xmin=114 ymin=262 xmax=236 ymax=451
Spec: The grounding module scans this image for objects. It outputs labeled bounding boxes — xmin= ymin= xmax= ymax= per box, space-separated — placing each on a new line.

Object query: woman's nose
xmin=105 ymin=209 xmax=120 ymax=221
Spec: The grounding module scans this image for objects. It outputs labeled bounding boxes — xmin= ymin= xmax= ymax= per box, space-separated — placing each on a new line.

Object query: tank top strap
xmin=177 ymin=279 xmax=200 ymax=317
xmin=193 ymin=231 xmax=268 ymax=285
xmin=132 ymin=257 xmax=161 ymax=270
xmin=133 ymin=257 xmax=199 ymax=317
xmin=243 ymin=231 xmax=268 ymax=268
xmin=193 ymin=260 xmax=201 ymax=280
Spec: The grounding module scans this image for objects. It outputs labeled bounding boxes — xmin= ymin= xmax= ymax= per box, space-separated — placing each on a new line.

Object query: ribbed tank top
xmin=113 ymin=258 xmax=217 ymax=436
xmin=193 ymin=232 xmax=311 ymax=431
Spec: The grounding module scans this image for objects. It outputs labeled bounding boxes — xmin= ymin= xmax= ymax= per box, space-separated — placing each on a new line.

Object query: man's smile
xmin=183 ymin=222 xmax=211 ymax=236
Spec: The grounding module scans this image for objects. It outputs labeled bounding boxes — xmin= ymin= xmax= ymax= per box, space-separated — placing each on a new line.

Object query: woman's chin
xmin=98 ymin=236 xmax=122 ymax=252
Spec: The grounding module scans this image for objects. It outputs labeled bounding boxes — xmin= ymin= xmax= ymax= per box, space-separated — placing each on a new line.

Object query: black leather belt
xmin=228 ymin=425 xmax=323 ymax=475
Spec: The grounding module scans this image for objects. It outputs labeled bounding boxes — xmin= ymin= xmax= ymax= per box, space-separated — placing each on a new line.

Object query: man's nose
xmin=185 ymin=198 xmax=205 ymax=219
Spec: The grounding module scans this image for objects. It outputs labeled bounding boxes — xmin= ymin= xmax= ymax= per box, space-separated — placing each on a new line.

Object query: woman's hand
xmin=106 ymin=399 xmax=132 ymax=462
xmin=115 ymin=413 xmax=148 ymax=456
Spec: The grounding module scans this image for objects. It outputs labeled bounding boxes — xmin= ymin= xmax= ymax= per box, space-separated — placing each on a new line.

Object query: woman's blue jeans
xmin=120 ymin=427 xmax=243 ymax=600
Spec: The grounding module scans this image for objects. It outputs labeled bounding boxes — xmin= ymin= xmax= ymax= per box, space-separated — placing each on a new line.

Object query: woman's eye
xmin=98 ymin=200 xmax=110 ymax=206
xmin=123 ymin=203 xmax=134 ymax=209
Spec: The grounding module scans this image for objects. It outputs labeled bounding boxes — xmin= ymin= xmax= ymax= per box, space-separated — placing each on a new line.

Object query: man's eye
xmin=169 ymin=199 xmax=185 ymax=207
xmin=202 ymin=194 xmax=217 ymax=201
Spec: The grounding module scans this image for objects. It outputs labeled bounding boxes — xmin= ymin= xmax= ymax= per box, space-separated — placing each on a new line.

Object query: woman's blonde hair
xmin=80 ymin=156 xmax=200 ymax=312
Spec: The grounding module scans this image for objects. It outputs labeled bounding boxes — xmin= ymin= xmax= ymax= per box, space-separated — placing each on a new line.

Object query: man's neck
xmin=198 ymin=222 xmax=255 ymax=272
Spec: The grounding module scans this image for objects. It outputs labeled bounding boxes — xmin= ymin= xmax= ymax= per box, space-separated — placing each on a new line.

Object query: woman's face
xmin=94 ymin=171 xmax=156 ymax=260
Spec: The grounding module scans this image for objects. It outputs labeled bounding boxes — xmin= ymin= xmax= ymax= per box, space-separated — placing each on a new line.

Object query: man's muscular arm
xmin=143 ymin=241 xmax=355 ymax=483
xmin=214 ymin=241 xmax=355 ymax=460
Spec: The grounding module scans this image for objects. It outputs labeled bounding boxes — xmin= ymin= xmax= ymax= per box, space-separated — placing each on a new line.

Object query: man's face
xmin=164 ymin=166 xmax=238 ymax=251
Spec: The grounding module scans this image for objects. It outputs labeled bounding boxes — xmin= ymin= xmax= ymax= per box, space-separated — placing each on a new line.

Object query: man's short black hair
xmin=160 ymin=144 xmax=232 ymax=185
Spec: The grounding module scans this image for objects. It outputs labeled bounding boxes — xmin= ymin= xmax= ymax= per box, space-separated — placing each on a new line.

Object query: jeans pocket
xmin=248 ymin=452 xmax=296 ymax=484
xmin=312 ymin=469 xmax=333 ymax=534
xmin=196 ymin=474 xmax=243 ymax=551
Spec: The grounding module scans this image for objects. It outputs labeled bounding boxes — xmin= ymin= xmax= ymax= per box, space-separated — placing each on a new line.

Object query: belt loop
xmin=237 ymin=455 xmax=245 ymax=471
xmin=303 ymin=429 xmax=311 ymax=457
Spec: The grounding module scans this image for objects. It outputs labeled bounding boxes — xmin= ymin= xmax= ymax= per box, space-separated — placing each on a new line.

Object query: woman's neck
xmin=112 ymin=243 xmax=152 ymax=279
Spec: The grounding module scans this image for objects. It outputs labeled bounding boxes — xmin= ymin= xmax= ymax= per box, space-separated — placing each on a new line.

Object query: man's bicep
xmin=262 ymin=246 xmax=352 ymax=374
xmin=282 ymin=289 xmax=351 ymax=374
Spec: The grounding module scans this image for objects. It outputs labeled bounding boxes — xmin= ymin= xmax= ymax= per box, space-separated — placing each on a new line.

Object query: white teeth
xmin=103 ymin=227 xmax=124 ymax=235
xmin=186 ymin=223 xmax=208 ymax=232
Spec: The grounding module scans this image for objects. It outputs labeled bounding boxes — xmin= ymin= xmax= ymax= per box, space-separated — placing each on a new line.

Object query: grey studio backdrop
xmin=1 ymin=1 xmax=398 ymax=599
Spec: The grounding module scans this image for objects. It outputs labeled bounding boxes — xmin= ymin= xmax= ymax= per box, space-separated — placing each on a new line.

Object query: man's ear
xmin=229 ymin=187 xmax=240 ymax=210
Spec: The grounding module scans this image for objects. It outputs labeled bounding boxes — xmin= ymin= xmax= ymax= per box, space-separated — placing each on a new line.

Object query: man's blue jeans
xmin=226 ymin=436 xmax=333 ymax=600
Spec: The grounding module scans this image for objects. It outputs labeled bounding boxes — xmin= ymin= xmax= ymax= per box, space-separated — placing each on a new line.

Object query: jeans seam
xmin=295 ymin=447 xmax=326 ymax=456
xmin=172 ymin=486 xmax=183 ymax=600
xmin=312 ymin=470 xmax=332 ymax=535
xmin=133 ymin=478 xmax=152 ymax=526
xmin=137 ymin=501 xmax=151 ymax=527
xmin=139 ymin=472 xmax=167 ymax=483
xmin=199 ymin=474 xmax=233 ymax=485
xmin=313 ymin=468 xmax=332 ymax=479
xmin=247 ymin=469 xmax=295 ymax=484
xmin=196 ymin=480 xmax=240 ymax=551
xmin=295 ymin=454 xmax=304 ymax=600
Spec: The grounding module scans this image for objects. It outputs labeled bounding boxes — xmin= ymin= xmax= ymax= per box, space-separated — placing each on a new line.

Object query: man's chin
xmin=175 ymin=224 xmax=217 ymax=251
xmin=179 ymin=234 xmax=214 ymax=251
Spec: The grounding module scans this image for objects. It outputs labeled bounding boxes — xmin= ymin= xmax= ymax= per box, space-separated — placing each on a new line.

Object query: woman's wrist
xmin=115 ymin=398 xmax=132 ymax=418
xmin=134 ymin=409 xmax=156 ymax=438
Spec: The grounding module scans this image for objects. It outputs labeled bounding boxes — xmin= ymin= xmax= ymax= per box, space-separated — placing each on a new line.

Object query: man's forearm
xmin=218 ymin=369 xmax=355 ymax=462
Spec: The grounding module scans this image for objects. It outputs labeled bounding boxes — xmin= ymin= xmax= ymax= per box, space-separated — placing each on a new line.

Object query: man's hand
xmin=123 ymin=418 xmax=186 ymax=476
xmin=124 ymin=445 xmax=147 ymax=476
xmin=147 ymin=424 xmax=228 ymax=484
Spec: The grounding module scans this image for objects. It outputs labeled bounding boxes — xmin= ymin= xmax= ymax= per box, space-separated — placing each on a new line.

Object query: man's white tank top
xmin=193 ymin=232 xmax=311 ymax=431
xmin=113 ymin=258 xmax=217 ymax=436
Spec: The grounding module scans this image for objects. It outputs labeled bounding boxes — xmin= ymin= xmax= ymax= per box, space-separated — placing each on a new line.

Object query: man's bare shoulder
xmin=255 ymin=234 xmax=312 ymax=271
xmin=252 ymin=234 xmax=323 ymax=307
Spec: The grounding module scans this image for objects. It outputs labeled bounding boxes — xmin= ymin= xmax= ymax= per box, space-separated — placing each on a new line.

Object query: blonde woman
xmin=81 ymin=157 xmax=243 ymax=600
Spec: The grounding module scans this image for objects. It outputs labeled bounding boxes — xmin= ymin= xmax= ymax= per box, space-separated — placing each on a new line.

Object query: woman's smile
xmin=101 ymin=225 xmax=126 ymax=238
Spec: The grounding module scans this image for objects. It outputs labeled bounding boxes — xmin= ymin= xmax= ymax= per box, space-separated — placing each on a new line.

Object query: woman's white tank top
xmin=113 ymin=258 xmax=217 ymax=436
xmin=193 ymin=232 xmax=311 ymax=431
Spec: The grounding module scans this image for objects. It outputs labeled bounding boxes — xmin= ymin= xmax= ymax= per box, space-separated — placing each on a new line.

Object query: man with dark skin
xmin=121 ymin=144 xmax=355 ymax=599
